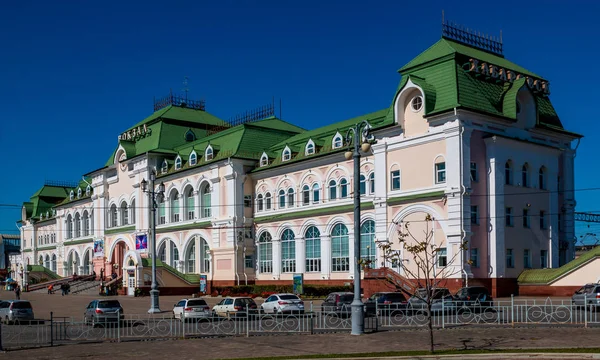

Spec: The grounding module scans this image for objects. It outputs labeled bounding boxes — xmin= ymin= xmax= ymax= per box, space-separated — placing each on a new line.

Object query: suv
xmin=454 ymin=286 xmax=494 ymax=308
xmin=173 ymin=299 xmax=211 ymax=321
xmin=572 ymin=283 xmax=600 ymax=308
xmin=84 ymin=299 xmax=124 ymax=326
xmin=0 ymin=300 xmax=34 ymax=324
xmin=212 ymin=297 xmax=258 ymax=318
xmin=365 ymin=292 xmax=407 ymax=317
xmin=321 ymin=292 xmax=354 ymax=316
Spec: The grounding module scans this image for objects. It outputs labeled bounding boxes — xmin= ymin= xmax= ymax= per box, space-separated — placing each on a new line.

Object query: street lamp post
xmin=141 ymin=171 xmax=165 ymax=314
xmin=344 ymin=120 xmax=373 ymax=336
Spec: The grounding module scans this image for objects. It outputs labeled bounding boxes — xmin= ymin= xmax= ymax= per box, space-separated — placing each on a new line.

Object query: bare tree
xmin=378 ymin=214 xmax=468 ymax=354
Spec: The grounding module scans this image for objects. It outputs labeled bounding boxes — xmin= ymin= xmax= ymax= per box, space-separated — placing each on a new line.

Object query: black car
xmin=453 ymin=286 xmax=494 ymax=308
xmin=321 ymin=292 xmax=354 ymax=317
xmin=365 ymin=292 xmax=407 ymax=317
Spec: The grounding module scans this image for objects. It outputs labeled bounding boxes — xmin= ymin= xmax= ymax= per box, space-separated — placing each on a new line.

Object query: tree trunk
xmin=427 ymin=302 xmax=434 ymax=353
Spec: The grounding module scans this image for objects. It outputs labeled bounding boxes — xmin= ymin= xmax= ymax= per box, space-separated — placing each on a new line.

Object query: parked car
xmin=84 ymin=299 xmax=124 ymax=326
xmin=572 ymin=283 xmax=600 ymax=309
xmin=365 ymin=292 xmax=408 ymax=317
xmin=321 ymin=292 xmax=354 ymax=316
xmin=212 ymin=297 xmax=257 ymax=318
xmin=173 ymin=298 xmax=211 ymax=321
xmin=0 ymin=300 xmax=35 ymax=323
xmin=260 ymin=293 xmax=304 ymax=314
xmin=454 ymin=286 xmax=494 ymax=308
xmin=407 ymin=287 xmax=454 ymax=314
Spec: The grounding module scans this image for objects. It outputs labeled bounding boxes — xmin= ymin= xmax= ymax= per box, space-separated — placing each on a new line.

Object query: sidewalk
xmin=2 ymin=327 xmax=599 ymax=359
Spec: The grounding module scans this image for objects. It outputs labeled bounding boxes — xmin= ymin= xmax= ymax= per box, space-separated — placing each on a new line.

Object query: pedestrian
xmin=92 ymin=270 xmax=97 ymax=280
xmin=47 ymin=284 xmax=53 ymax=294
xmin=14 ymin=284 xmax=21 ymax=300
xmin=100 ymin=268 xmax=104 ymax=281
xmin=61 ymin=283 xmax=66 ymax=296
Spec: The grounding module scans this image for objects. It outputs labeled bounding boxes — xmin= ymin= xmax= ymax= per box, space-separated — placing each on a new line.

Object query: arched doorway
xmin=158 ymin=238 xmax=180 ymax=270
xmin=184 ymin=235 xmax=211 ymax=274
xmin=66 ymin=250 xmax=80 ymax=276
xmin=122 ymin=250 xmax=143 ymax=297
xmin=110 ymin=240 xmax=128 ymax=278
xmin=83 ymin=249 xmax=92 ymax=275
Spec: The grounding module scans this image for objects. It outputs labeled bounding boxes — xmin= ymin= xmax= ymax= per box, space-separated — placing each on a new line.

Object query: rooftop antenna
xmin=182 ymin=76 xmax=189 ymax=102
xmin=442 ymin=9 xmax=444 ymax=25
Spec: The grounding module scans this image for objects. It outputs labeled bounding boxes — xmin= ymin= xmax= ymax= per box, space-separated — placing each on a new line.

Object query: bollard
xmin=441 ymin=300 xmax=445 ymax=329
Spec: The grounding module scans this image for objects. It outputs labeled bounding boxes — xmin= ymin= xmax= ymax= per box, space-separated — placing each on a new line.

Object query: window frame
xmin=390 ymin=170 xmax=401 ymax=190
xmin=522 ymin=208 xmax=530 ymax=228
xmin=506 ymin=248 xmax=514 ymax=268
xmin=470 ymin=205 xmax=479 ymax=225
xmin=470 ymin=162 xmax=478 ymax=182
xmin=505 ymin=207 xmax=513 ymax=227
xmin=435 ymin=162 xmax=446 ymax=184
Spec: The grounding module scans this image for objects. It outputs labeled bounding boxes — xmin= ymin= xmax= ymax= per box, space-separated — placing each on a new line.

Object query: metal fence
xmin=1 ymin=297 xmax=599 ymax=351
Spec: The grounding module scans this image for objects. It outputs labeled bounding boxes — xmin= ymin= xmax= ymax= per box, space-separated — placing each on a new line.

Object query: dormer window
xmin=306 ymin=140 xmax=315 ymax=155
xmin=206 ymin=146 xmax=214 ymax=161
xmin=411 ymin=96 xmax=423 ymax=112
xmin=77 ymin=188 xmax=82 ymax=198
xmin=189 ymin=152 xmax=197 ymax=166
xmin=185 ymin=129 xmax=196 ymax=142
xmin=161 ymin=159 xmax=168 ymax=174
xmin=332 ymin=133 xmax=343 ymax=149
xmin=86 ymin=185 xmax=91 ymax=196
xmin=260 ymin=153 xmax=269 ymax=167
xmin=282 ymin=147 xmax=291 ymax=161
xmin=46 ymin=211 xmax=49 ymax=219
xmin=175 ymin=156 xmax=182 ymax=170
xmin=69 ymin=190 xmax=74 ymax=200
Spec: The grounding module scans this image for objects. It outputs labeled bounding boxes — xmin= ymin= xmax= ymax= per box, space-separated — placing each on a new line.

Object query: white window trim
xmin=332 ymin=132 xmax=343 ymax=149
xmin=390 ymin=169 xmax=401 ymax=191
xmin=69 ymin=191 xmax=74 ymax=200
xmin=305 ymin=139 xmax=315 ymax=155
xmin=189 ymin=151 xmax=197 ymax=166
xmin=282 ymin=146 xmax=291 ymax=162
xmin=410 ymin=95 xmax=424 ymax=112
xmin=205 ymin=145 xmax=214 ymax=161
xmin=77 ymin=188 xmax=82 ymax=198
xmin=161 ymin=159 xmax=168 ymax=174
xmin=175 ymin=156 xmax=182 ymax=170
xmin=260 ymin=153 xmax=269 ymax=167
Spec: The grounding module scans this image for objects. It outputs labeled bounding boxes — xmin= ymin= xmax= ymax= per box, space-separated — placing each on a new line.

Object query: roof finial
xmin=182 ymin=76 xmax=189 ymax=102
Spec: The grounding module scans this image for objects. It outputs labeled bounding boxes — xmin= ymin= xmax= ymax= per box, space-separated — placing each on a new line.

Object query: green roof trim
xmin=518 ymin=247 xmax=600 ymax=284
xmin=37 ymin=245 xmax=57 ymax=250
xmin=156 ymin=221 xmax=211 ymax=234
xmin=23 ymin=248 xmax=32 ymax=252
xmin=386 ymin=191 xmax=446 ymax=206
xmin=501 ymin=78 xmax=527 ymax=120
xmin=104 ymin=226 xmax=136 ymax=235
xmin=254 ymin=202 xmax=374 ymax=224
xmin=64 ymin=238 xmax=94 ymax=246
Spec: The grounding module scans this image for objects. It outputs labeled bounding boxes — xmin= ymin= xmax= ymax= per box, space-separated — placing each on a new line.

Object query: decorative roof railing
xmin=442 ymin=19 xmax=503 ymax=56
xmin=44 ymin=180 xmax=80 ymax=188
xmin=154 ymin=91 xmax=206 ymax=112
xmin=207 ymin=102 xmax=275 ymax=136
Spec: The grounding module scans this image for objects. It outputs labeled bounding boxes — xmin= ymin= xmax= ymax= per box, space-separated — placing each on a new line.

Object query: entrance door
xmin=127 ymin=275 xmax=136 ymax=296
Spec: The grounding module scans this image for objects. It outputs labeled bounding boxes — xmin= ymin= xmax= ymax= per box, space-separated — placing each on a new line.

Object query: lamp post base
xmin=350 ymin=300 xmax=364 ymax=335
xmin=148 ymin=289 xmax=162 ymax=313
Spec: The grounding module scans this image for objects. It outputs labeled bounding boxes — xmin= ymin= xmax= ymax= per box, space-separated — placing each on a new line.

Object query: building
xmin=18 ymin=26 xmax=581 ymax=297
xmin=0 ymin=234 xmax=21 ymax=279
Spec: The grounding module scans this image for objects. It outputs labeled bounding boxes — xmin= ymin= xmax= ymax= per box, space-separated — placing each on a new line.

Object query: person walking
xmin=14 ymin=284 xmax=21 ymax=300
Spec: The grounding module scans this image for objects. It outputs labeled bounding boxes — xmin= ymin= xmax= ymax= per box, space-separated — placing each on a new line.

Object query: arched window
xmin=185 ymin=186 xmax=195 ymax=220
xmin=205 ymin=146 xmax=214 ymax=161
xmin=82 ymin=210 xmax=89 ymax=236
xmin=260 ymin=154 xmax=269 ymax=167
xmin=257 ymin=194 xmax=264 ymax=211
xmin=539 ymin=167 xmax=546 ymax=190
xmin=83 ymin=250 xmax=91 ymax=275
xmin=282 ymin=148 xmax=291 ymax=161
xmin=161 ymin=159 xmax=168 ymax=174
xmin=340 ymin=178 xmax=348 ymax=198
xmin=306 ymin=142 xmax=315 ymax=155
xmin=175 ymin=156 xmax=182 ymax=170
xmin=170 ymin=190 xmax=180 ymax=222
xmin=185 ymin=129 xmax=196 ymax=142
xmin=86 ymin=185 xmax=91 ymax=196
xmin=38 ymin=255 xmax=43 ymax=266
xmin=312 ymin=183 xmax=320 ymax=203
xmin=69 ymin=191 xmax=74 ymax=201
xmin=186 ymin=241 xmax=195 ymax=273
xmin=369 ymin=173 xmax=375 ymax=194
xmin=302 ymin=185 xmax=310 ymax=205
xmin=130 ymin=199 xmax=136 ymax=224
xmin=201 ymin=184 xmax=211 ymax=218
xmin=200 ymin=238 xmax=210 ymax=273
xmin=359 ymin=174 xmax=366 ymax=195
xmin=305 ymin=226 xmax=321 ymax=272
xmin=435 ymin=159 xmax=446 ymax=184
xmin=281 ymin=229 xmax=296 ymax=273
xmin=110 ymin=204 xmax=117 ymax=227
xmin=329 ymin=180 xmax=337 ymax=200
xmin=77 ymin=188 xmax=82 ymax=198
xmin=331 ymin=224 xmax=349 ymax=272
xmin=360 ymin=220 xmax=376 ymax=267
xmin=158 ymin=197 xmax=166 ymax=225
xmin=120 ymin=201 xmax=128 ymax=226
xmin=265 ymin=192 xmax=272 ymax=210
xmin=258 ymin=232 xmax=273 ymax=273
xmin=333 ymin=134 xmax=343 ymax=149
xmin=279 ymin=190 xmax=286 ymax=208
xmin=74 ymin=213 xmax=81 ymax=238
xmin=505 ymin=161 xmax=513 ymax=185
xmin=158 ymin=239 xmax=180 ymax=268
xmin=287 ymin=188 xmax=295 ymax=208
xmin=522 ymin=163 xmax=529 ymax=187
xmin=45 ymin=255 xmax=50 ymax=269
xmin=189 ymin=152 xmax=197 ymax=166
xmin=51 ymin=254 xmax=57 ymax=272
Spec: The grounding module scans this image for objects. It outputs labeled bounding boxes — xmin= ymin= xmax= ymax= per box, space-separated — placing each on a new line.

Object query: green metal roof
xmin=518 ymin=247 xmax=600 ymax=284
xmin=124 ymin=105 xmax=225 ymax=132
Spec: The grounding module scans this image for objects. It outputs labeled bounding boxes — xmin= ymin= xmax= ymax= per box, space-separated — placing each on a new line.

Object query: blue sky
xmin=1 ymin=0 xmax=599 ymax=239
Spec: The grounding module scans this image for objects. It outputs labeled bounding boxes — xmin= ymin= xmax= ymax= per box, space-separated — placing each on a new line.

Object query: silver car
xmin=0 ymin=300 xmax=35 ymax=323
xmin=172 ymin=298 xmax=211 ymax=321
xmin=84 ymin=299 xmax=124 ymax=326
xmin=260 ymin=294 xmax=305 ymax=314
xmin=572 ymin=283 xmax=600 ymax=308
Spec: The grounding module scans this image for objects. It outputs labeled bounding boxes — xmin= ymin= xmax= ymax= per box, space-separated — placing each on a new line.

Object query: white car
xmin=260 ymin=293 xmax=304 ymax=314
xmin=172 ymin=298 xmax=211 ymax=321
xmin=212 ymin=297 xmax=258 ymax=318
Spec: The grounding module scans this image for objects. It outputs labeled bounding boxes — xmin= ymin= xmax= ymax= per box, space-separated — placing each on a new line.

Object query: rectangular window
xmin=470 ymin=205 xmax=479 ymax=225
xmin=539 ymin=210 xmax=546 ymax=229
xmin=435 ymin=162 xmax=446 ymax=184
xmin=187 ymin=196 xmax=195 ymax=220
xmin=540 ymin=250 xmax=548 ymax=269
xmin=302 ymin=189 xmax=310 ymax=205
xmin=390 ymin=170 xmax=401 ymax=190
xmin=505 ymin=207 xmax=513 ymax=227
xmin=245 ymin=255 xmax=254 ymax=269
xmin=305 ymin=237 xmax=321 ymax=272
xmin=522 ymin=209 xmax=530 ymax=228
xmin=288 ymin=191 xmax=294 ymax=207
xmin=437 ymin=248 xmax=447 ymax=267
xmin=470 ymin=162 xmax=478 ymax=182
xmin=159 ymin=203 xmax=166 ymax=225
xmin=524 ymin=249 xmax=531 ymax=268
xmin=244 ymin=195 xmax=252 ymax=208
xmin=506 ymin=248 xmax=514 ymax=268
xmin=470 ymin=248 xmax=479 ymax=268
xmin=279 ymin=193 xmax=285 ymax=208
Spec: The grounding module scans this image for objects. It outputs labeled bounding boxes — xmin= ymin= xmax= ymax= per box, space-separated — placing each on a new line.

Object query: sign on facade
xmin=135 ymin=234 xmax=148 ymax=252
xmin=465 ymin=58 xmax=550 ymax=95
xmin=93 ymin=239 xmax=104 ymax=258
xmin=118 ymin=124 xmax=150 ymax=142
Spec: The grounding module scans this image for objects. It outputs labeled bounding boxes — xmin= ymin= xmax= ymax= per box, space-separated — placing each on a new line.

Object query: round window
xmin=411 ymin=96 xmax=423 ymax=112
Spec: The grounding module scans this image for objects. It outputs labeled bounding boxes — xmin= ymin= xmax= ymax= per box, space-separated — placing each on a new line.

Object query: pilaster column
xmin=485 ymin=137 xmax=506 ymax=278
xmin=296 ymin=237 xmax=306 ymax=274
xmin=272 ymin=238 xmax=281 ymax=279
xmin=320 ymin=235 xmax=331 ymax=279
xmin=372 ymin=142 xmax=389 ymax=254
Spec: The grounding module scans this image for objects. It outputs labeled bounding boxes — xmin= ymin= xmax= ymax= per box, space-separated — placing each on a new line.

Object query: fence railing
xmin=1 ymin=299 xmax=598 ymax=351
